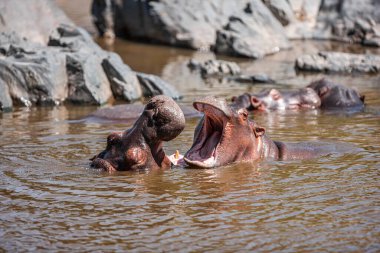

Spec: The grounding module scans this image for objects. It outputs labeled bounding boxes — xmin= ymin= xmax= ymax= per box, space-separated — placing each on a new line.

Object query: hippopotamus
xmin=184 ymin=96 xmax=333 ymax=168
xmin=307 ymin=78 xmax=365 ymax=109
xmin=232 ymin=78 xmax=365 ymax=111
xmin=90 ymin=95 xmax=185 ymax=171
xmin=232 ymin=88 xmax=321 ymax=111
xmin=85 ymin=103 xmax=200 ymax=123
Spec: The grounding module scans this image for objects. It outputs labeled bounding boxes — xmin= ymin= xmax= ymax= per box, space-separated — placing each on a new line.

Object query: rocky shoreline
xmin=1 ymin=0 xmax=380 ymax=111
xmin=0 ymin=0 xmax=180 ymax=111
xmin=92 ymin=0 xmax=380 ymax=53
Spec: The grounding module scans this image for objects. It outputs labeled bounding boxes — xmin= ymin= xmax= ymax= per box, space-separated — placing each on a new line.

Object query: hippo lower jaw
xmin=184 ymin=103 xmax=226 ymax=168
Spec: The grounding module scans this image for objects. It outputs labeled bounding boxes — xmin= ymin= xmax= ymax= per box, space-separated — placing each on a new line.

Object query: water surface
xmin=1 ymin=4 xmax=380 ymax=252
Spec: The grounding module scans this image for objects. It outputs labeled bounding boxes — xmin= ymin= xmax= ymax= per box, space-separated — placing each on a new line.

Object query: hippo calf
xmin=90 ymin=95 xmax=185 ymax=171
xmin=232 ymin=78 xmax=365 ymax=111
xmin=184 ymin=96 xmax=336 ymax=168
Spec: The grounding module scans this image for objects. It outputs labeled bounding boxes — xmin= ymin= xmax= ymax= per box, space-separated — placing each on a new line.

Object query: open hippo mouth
xmin=184 ymin=98 xmax=230 ymax=168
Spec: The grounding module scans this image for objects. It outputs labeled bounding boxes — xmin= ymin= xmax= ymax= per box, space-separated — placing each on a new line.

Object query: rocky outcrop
xmin=92 ymin=0 xmax=380 ymax=51
xmin=284 ymin=0 xmax=322 ymax=39
xmin=185 ymin=58 xmax=275 ymax=84
xmin=215 ymin=1 xmax=290 ymax=58
xmin=0 ymin=0 xmax=73 ymax=45
xmin=0 ymin=0 xmax=180 ymax=111
xmin=295 ymin=51 xmax=380 ymax=73
xmin=137 ymin=73 xmax=181 ymax=100
xmin=263 ymin=0 xmax=295 ymax=26
xmin=230 ymin=74 xmax=275 ymax=84
xmin=92 ymin=0 xmax=290 ymax=57
xmin=314 ymin=0 xmax=380 ymax=46
xmin=0 ymin=45 xmax=68 ymax=107
xmin=187 ymin=59 xmax=241 ymax=78
xmin=92 ymin=0 xmax=249 ymax=50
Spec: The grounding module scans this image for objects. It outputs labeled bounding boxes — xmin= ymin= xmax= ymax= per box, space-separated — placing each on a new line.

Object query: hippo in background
xmin=307 ymin=79 xmax=365 ymax=109
xmin=90 ymin=95 xmax=185 ymax=172
xmin=232 ymin=78 xmax=365 ymax=112
xmin=184 ymin=96 xmax=348 ymax=168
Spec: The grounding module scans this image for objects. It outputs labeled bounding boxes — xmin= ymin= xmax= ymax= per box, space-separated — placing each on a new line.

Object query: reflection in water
xmin=1 ymin=19 xmax=380 ymax=253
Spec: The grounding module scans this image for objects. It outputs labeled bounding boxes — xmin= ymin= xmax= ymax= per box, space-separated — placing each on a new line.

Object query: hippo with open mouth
xmin=184 ymin=96 xmax=334 ymax=168
xmin=90 ymin=95 xmax=185 ymax=171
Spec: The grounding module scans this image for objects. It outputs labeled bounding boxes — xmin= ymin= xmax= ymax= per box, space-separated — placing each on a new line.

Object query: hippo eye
xmin=238 ymin=108 xmax=248 ymax=121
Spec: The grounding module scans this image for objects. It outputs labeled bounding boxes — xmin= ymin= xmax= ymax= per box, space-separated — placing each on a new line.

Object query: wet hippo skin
xmin=184 ymin=96 xmax=338 ymax=168
xmin=232 ymin=78 xmax=365 ymax=111
xmin=307 ymin=78 xmax=365 ymax=109
xmin=87 ymin=103 xmax=200 ymax=123
xmin=90 ymin=95 xmax=185 ymax=171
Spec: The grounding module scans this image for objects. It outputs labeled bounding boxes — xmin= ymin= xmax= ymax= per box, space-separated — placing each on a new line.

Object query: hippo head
xmin=231 ymin=93 xmax=253 ymax=110
xmin=308 ymin=78 xmax=365 ymax=109
xmin=232 ymin=89 xmax=286 ymax=111
xmin=184 ymin=96 xmax=265 ymax=168
xmin=90 ymin=95 xmax=185 ymax=171
xmin=141 ymin=95 xmax=186 ymax=142
xmin=232 ymin=88 xmax=321 ymax=110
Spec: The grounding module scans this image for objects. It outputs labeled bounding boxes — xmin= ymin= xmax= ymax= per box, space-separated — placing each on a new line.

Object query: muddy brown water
xmin=1 ymin=3 xmax=380 ymax=252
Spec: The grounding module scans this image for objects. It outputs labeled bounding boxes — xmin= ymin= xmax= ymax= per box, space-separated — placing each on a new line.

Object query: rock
xmin=0 ymin=46 xmax=68 ymax=107
xmin=315 ymin=0 xmax=380 ymax=46
xmin=65 ymin=52 xmax=113 ymax=105
xmin=101 ymin=52 xmax=142 ymax=102
xmin=91 ymin=0 xmax=115 ymax=38
xmin=0 ymin=79 xmax=12 ymax=111
xmin=136 ymin=72 xmax=181 ymax=100
xmin=285 ymin=0 xmax=322 ymax=39
xmin=92 ymin=0 xmax=249 ymax=50
xmin=263 ymin=0 xmax=295 ymax=26
xmin=295 ymin=51 xmax=380 ymax=73
xmin=187 ymin=59 xmax=241 ymax=77
xmin=231 ymin=74 xmax=275 ymax=84
xmin=214 ymin=1 xmax=290 ymax=58
xmin=49 ymin=24 xmax=140 ymax=103
xmin=0 ymin=0 xmax=73 ymax=45
xmin=87 ymin=103 xmax=200 ymax=122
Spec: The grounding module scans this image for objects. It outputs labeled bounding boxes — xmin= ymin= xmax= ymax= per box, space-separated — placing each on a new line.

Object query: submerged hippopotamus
xmin=90 ymin=95 xmax=185 ymax=171
xmin=184 ymin=96 xmax=334 ymax=168
xmin=307 ymin=78 xmax=365 ymax=109
xmin=232 ymin=78 xmax=365 ymax=111
xmin=87 ymin=104 xmax=201 ymax=123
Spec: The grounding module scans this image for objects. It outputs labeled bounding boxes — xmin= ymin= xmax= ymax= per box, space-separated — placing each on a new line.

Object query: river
xmin=1 ymin=1 xmax=380 ymax=252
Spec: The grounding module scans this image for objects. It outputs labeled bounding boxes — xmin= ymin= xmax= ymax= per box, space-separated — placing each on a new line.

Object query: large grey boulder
xmin=296 ymin=51 xmax=380 ymax=73
xmin=65 ymin=52 xmax=112 ymax=105
xmin=101 ymin=52 xmax=142 ymax=102
xmin=215 ymin=1 xmax=290 ymax=58
xmin=136 ymin=73 xmax=181 ymax=100
xmin=0 ymin=0 xmax=73 ymax=45
xmin=263 ymin=0 xmax=295 ymax=26
xmin=0 ymin=45 xmax=68 ymax=107
xmin=284 ymin=0 xmax=322 ymax=39
xmin=92 ymin=0 xmax=248 ymax=50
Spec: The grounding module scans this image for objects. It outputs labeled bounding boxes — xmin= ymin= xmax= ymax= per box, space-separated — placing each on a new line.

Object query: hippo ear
xmin=231 ymin=96 xmax=237 ymax=102
xmin=269 ymin=89 xmax=281 ymax=100
xmin=250 ymin=96 xmax=261 ymax=108
xmin=319 ymin=86 xmax=329 ymax=97
xmin=253 ymin=125 xmax=265 ymax=137
xmin=360 ymin=95 xmax=365 ymax=102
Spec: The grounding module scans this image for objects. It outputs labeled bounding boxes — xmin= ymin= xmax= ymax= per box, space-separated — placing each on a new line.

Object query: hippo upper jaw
xmin=184 ymin=98 xmax=231 ymax=168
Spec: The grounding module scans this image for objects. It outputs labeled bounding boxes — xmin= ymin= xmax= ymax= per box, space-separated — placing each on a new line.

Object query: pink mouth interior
xmin=185 ymin=104 xmax=225 ymax=166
